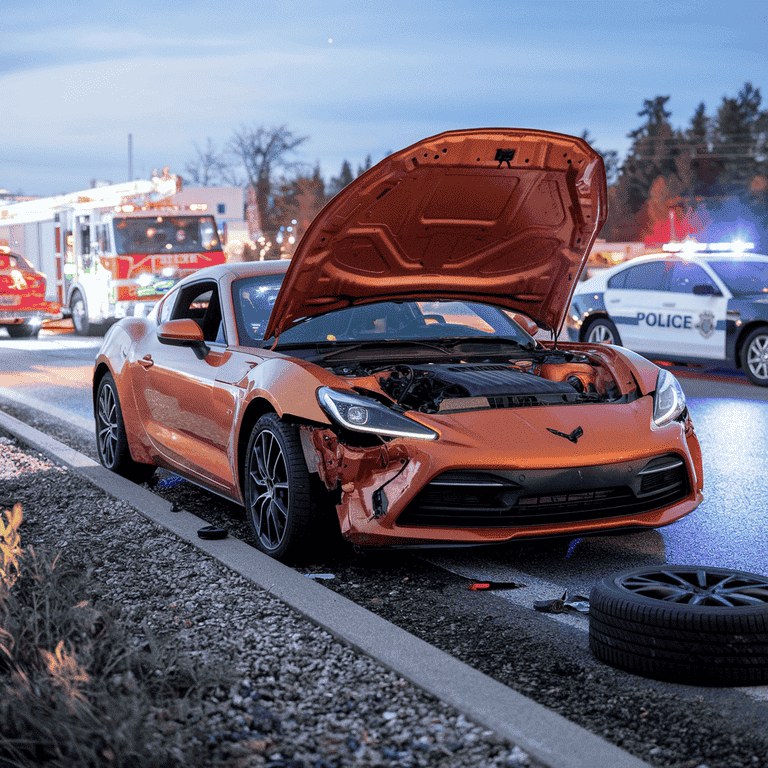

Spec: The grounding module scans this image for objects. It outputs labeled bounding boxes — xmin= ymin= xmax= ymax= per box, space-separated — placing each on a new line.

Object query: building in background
xmin=172 ymin=187 xmax=247 ymax=247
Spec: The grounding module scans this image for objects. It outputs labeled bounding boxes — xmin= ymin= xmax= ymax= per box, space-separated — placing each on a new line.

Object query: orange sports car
xmin=93 ymin=129 xmax=703 ymax=561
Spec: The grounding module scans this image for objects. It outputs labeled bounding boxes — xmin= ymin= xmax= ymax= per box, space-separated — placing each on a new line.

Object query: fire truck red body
xmin=0 ymin=172 xmax=226 ymax=335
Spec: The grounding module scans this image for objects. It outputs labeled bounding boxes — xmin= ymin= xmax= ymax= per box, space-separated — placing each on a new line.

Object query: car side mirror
xmin=157 ymin=318 xmax=210 ymax=358
xmin=692 ymin=284 xmax=719 ymax=296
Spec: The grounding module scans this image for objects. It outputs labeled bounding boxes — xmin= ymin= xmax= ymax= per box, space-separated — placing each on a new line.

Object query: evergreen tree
xmin=328 ymin=160 xmax=355 ymax=197
xmin=712 ymin=82 xmax=766 ymax=192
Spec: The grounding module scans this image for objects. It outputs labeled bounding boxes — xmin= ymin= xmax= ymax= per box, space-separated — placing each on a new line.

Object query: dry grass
xmin=0 ymin=504 xmax=229 ymax=767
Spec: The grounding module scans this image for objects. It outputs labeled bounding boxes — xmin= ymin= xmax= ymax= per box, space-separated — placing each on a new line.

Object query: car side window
xmin=157 ymin=293 xmax=175 ymax=325
xmin=618 ymin=262 xmax=669 ymax=291
xmin=669 ymin=262 xmax=718 ymax=294
xmin=171 ymin=281 xmax=223 ymax=343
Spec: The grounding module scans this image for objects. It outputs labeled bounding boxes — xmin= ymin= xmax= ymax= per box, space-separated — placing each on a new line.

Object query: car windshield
xmin=707 ymin=259 xmax=768 ymax=296
xmin=232 ymin=274 xmax=536 ymax=348
xmin=113 ymin=215 xmax=220 ymax=255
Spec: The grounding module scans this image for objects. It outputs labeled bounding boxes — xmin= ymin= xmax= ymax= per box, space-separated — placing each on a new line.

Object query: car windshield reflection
xmin=232 ymin=274 xmax=535 ymax=348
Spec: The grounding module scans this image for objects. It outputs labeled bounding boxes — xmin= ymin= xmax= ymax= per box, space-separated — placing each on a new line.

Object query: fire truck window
xmin=80 ymin=223 xmax=91 ymax=255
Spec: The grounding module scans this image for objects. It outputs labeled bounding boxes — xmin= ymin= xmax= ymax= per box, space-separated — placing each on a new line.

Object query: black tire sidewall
xmin=95 ymin=372 xmax=156 ymax=483
xmin=741 ymin=327 xmax=768 ymax=386
xmin=71 ymin=291 xmax=90 ymax=336
xmin=6 ymin=323 xmax=39 ymax=338
xmin=244 ymin=413 xmax=312 ymax=561
xmin=584 ymin=317 xmax=621 ymax=346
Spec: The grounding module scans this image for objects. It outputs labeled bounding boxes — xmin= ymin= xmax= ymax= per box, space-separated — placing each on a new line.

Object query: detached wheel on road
xmin=95 ymin=372 xmax=156 ymax=484
xmin=244 ymin=413 xmax=313 ymax=562
xmin=589 ymin=565 xmax=768 ymax=685
xmin=583 ymin=317 xmax=621 ymax=346
xmin=741 ymin=327 xmax=768 ymax=386
xmin=5 ymin=323 xmax=39 ymax=339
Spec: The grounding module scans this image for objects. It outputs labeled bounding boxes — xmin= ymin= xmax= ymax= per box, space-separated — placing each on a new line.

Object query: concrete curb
xmin=0 ymin=408 xmax=652 ymax=768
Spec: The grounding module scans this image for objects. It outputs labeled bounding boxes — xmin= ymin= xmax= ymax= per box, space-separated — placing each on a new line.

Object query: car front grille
xmin=396 ymin=454 xmax=689 ymax=528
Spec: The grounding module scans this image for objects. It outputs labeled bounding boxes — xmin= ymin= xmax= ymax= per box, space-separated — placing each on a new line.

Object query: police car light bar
xmin=662 ymin=240 xmax=755 ymax=253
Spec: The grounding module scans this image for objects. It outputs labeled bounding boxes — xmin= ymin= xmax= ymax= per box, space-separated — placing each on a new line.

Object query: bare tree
xmin=227 ymin=125 xmax=308 ymax=239
xmin=184 ymin=138 xmax=230 ymax=186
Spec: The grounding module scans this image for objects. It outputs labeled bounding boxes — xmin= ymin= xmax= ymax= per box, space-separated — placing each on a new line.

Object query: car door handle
xmin=662 ymin=303 xmax=676 ymax=308
xmin=608 ymin=299 xmax=621 ymax=303
xmin=138 ymin=355 xmax=154 ymax=369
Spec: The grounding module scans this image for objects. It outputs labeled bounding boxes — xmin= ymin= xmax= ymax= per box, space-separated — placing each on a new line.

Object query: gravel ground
xmin=0 ymin=426 xmax=541 ymax=768
xmin=2 ymin=397 xmax=768 ymax=768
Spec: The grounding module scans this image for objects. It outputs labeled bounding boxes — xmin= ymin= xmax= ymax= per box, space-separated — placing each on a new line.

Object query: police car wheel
xmin=584 ymin=317 xmax=621 ymax=346
xmin=741 ymin=327 xmax=768 ymax=387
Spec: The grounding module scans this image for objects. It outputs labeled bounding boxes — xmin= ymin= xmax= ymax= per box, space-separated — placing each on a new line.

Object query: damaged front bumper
xmin=299 ymin=398 xmax=704 ymax=548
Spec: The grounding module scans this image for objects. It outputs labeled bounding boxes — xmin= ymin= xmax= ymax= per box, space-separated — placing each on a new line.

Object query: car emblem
xmin=696 ymin=310 xmax=715 ymax=339
xmin=547 ymin=426 xmax=584 ymax=443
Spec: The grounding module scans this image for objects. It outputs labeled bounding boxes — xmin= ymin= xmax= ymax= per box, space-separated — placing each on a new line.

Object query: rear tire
xmin=741 ymin=327 xmax=768 ymax=386
xmin=95 ymin=372 xmax=156 ymax=483
xmin=6 ymin=323 xmax=39 ymax=338
xmin=583 ymin=317 xmax=621 ymax=345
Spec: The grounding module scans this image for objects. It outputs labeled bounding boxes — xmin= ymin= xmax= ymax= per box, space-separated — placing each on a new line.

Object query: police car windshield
xmin=707 ymin=260 xmax=768 ymax=297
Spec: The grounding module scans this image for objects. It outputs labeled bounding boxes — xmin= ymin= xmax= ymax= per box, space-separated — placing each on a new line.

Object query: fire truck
xmin=0 ymin=171 xmax=226 ymax=335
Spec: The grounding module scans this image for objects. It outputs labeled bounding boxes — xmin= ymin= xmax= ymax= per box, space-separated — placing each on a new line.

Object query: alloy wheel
xmin=248 ymin=428 xmax=290 ymax=551
xmin=746 ymin=333 xmax=768 ymax=382
xmin=616 ymin=567 xmax=768 ymax=607
xmin=587 ymin=323 xmax=615 ymax=344
xmin=97 ymin=382 xmax=118 ymax=468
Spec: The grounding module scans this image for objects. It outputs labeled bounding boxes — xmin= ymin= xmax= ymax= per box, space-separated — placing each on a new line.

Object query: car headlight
xmin=318 ymin=387 xmax=438 ymax=440
xmin=653 ymin=369 xmax=686 ymax=427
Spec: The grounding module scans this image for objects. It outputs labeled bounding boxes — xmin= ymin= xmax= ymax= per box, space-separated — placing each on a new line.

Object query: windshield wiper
xmin=442 ymin=336 xmax=537 ymax=351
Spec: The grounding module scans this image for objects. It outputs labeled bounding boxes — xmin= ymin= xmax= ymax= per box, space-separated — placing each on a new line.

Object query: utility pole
xmin=128 ymin=134 xmax=133 ymax=181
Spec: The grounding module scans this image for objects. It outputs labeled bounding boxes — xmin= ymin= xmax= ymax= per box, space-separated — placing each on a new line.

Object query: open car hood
xmin=265 ymin=128 xmax=607 ymax=339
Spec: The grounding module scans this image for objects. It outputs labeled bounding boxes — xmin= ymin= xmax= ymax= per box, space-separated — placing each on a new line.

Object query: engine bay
xmin=331 ymin=348 xmax=629 ymax=414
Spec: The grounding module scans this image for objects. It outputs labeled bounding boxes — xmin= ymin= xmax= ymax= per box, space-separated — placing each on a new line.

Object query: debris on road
xmin=534 ymin=591 xmax=590 ymax=614
xmin=467 ymin=581 xmax=523 ymax=591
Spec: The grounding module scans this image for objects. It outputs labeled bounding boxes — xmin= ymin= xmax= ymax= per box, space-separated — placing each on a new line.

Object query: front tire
xmin=6 ymin=323 xmax=39 ymax=339
xmin=244 ymin=413 xmax=313 ymax=561
xmin=583 ymin=317 xmax=621 ymax=345
xmin=95 ymin=372 xmax=156 ymax=483
xmin=741 ymin=327 xmax=768 ymax=386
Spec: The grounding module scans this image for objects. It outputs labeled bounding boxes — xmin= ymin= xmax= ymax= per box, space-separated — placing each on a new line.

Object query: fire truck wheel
xmin=71 ymin=291 xmax=91 ymax=335
xmin=6 ymin=323 xmax=40 ymax=339
xmin=70 ymin=291 xmax=107 ymax=336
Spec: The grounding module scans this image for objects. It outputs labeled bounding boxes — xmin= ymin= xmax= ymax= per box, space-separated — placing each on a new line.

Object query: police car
xmin=566 ymin=242 xmax=768 ymax=386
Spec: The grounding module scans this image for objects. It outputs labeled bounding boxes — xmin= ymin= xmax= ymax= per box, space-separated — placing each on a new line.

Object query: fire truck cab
xmin=0 ymin=172 xmax=225 ymax=335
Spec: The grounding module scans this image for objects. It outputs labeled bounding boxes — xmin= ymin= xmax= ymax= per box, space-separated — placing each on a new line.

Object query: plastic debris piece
xmin=563 ymin=592 xmax=590 ymax=613
xmin=156 ymin=474 xmax=186 ymax=490
xmin=197 ymin=525 xmax=228 ymax=540
xmin=534 ymin=598 xmax=566 ymax=613
xmin=305 ymin=573 xmax=335 ymax=580
xmin=468 ymin=581 xmax=522 ymax=591
xmin=534 ymin=590 xmax=590 ymax=614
